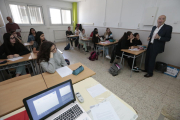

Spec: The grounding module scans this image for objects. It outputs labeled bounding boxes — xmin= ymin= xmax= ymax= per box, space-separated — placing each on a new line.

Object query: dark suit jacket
xmin=148 ymin=24 xmax=172 ymax=53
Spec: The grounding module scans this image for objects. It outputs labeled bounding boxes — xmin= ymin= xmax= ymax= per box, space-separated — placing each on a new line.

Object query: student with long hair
xmin=37 ymin=41 xmax=67 ymax=73
xmin=28 ymin=28 xmax=36 ymax=44
xmin=104 ymin=28 xmax=113 ymax=40
xmin=92 ymin=28 xmax=100 ymax=49
xmin=132 ymin=33 xmax=142 ymax=46
xmin=0 ymin=33 xmax=30 ymax=76
xmin=11 ymin=31 xmax=22 ymax=43
xmin=111 ymin=31 xmax=140 ymax=72
xmin=33 ymin=31 xmax=45 ymax=53
xmin=79 ymin=29 xmax=89 ymax=52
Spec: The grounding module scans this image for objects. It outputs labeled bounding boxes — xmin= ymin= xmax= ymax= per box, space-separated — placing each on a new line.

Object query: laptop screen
xmin=23 ymin=80 xmax=75 ymax=120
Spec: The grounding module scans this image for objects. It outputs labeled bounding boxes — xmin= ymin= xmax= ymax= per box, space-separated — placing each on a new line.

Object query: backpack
xmin=64 ymin=43 xmax=70 ymax=50
xmin=65 ymin=59 xmax=70 ymax=65
xmin=88 ymin=51 xmax=98 ymax=61
xmin=109 ymin=62 xmax=122 ymax=76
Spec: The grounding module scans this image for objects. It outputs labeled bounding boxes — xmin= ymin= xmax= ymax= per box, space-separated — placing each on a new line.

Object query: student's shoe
xmin=106 ymin=55 xmax=111 ymax=59
xmin=144 ymin=74 xmax=153 ymax=77
xmin=85 ymin=51 xmax=89 ymax=52
xmin=132 ymin=67 xmax=140 ymax=72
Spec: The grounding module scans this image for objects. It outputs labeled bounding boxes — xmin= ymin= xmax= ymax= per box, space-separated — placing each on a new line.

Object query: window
xmin=28 ymin=6 xmax=43 ymax=24
xmin=49 ymin=8 xmax=71 ymax=25
xmin=0 ymin=10 xmax=5 ymax=27
xmin=50 ymin=8 xmax=61 ymax=24
xmin=9 ymin=4 xmax=29 ymax=24
xmin=9 ymin=3 xmax=44 ymax=25
xmin=61 ymin=10 xmax=71 ymax=24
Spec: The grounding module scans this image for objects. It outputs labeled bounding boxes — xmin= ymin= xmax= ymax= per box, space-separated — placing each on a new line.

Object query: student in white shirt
xmin=74 ymin=27 xmax=81 ymax=35
xmin=79 ymin=29 xmax=89 ymax=52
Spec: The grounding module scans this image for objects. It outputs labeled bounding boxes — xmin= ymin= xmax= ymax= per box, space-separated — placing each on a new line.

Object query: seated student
xmin=104 ymin=28 xmax=113 ymax=40
xmin=110 ymin=31 xmax=140 ymax=72
xmin=74 ymin=27 xmax=81 ymax=35
xmin=33 ymin=31 xmax=45 ymax=53
xmin=79 ymin=29 xmax=89 ymax=52
xmin=37 ymin=41 xmax=67 ymax=73
xmin=132 ymin=33 xmax=142 ymax=46
xmin=27 ymin=28 xmax=36 ymax=44
xmin=66 ymin=26 xmax=78 ymax=47
xmin=92 ymin=28 xmax=100 ymax=49
xmin=0 ymin=33 xmax=30 ymax=76
xmin=11 ymin=31 xmax=22 ymax=43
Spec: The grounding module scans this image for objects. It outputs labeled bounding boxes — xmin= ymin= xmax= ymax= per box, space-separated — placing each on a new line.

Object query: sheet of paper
xmin=8 ymin=57 xmax=23 ymax=61
xmin=56 ymin=66 xmax=72 ymax=78
xmin=91 ymin=101 xmax=120 ymax=120
xmin=88 ymin=95 xmax=138 ymax=120
xmin=129 ymin=48 xmax=139 ymax=51
xmin=87 ymin=84 xmax=107 ymax=98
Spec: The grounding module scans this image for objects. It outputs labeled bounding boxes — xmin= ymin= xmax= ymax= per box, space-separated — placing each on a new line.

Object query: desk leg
xmin=35 ymin=60 xmax=40 ymax=75
xmin=120 ymin=52 xmax=124 ymax=68
xmin=130 ymin=55 xmax=136 ymax=77
xmin=29 ymin=61 xmax=35 ymax=76
xmin=103 ymin=46 xmax=104 ymax=63
xmin=0 ymin=70 xmax=5 ymax=81
xmin=140 ymin=52 xmax=144 ymax=70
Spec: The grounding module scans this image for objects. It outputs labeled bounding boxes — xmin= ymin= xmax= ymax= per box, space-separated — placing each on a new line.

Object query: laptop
xmin=23 ymin=79 xmax=91 ymax=120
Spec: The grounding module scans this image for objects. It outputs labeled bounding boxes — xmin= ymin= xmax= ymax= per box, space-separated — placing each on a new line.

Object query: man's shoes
xmin=144 ymin=74 xmax=153 ymax=77
xmin=141 ymin=70 xmax=147 ymax=72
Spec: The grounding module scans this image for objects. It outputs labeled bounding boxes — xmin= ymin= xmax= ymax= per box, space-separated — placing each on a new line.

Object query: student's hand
xmin=147 ymin=37 xmax=150 ymax=41
xmin=50 ymin=52 xmax=53 ymax=58
xmin=14 ymin=54 xmax=20 ymax=57
xmin=7 ymin=55 xmax=14 ymax=59
xmin=130 ymin=46 xmax=134 ymax=49
xmin=155 ymin=34 xmax=160 ymax=39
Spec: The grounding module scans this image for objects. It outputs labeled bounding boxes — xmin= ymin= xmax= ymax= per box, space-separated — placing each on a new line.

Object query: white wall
xmin=78 ymin=0 xmax=180 ymax=67
xmin=0 ymin=0 xmax=73 ymax=43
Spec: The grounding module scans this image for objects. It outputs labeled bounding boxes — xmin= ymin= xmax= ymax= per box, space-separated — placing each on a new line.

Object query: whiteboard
xmin=143 ymin=7 xmax=158 ymax=25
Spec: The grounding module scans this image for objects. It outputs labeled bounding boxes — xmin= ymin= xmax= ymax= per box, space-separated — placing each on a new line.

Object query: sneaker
xmin=132 ymin=67 xmax=140 ymax=72
xmin=106 ymin=55 xmax=111 ymax=59
xmin=85 ymin=50 xmax=89 ymax=52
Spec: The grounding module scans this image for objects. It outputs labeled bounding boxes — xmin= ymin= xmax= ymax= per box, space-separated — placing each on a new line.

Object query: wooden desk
xmin=120 ymin=49 xmax=146 ymax=77
xmin=43 ymin=62 xmax=96 ymax=88
xmin=96 ymin=40 xmax=118 ymax=63
xmin=73 ymin=77 xmax=138 ymax=118
xmin=0 ymin=75 xmax=47 ymax=117
xmin=67 ymin=35 xmax=79 ymax=38
xmin=0 ymin=59 xmax=8 ymax=67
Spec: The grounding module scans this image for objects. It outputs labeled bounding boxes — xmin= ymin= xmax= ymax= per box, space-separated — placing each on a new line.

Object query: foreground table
xmin=42 ymin=62 xmax=96 ymax=88
xmin=73 ymin=77 xmax=138 ymax=118
xmin=120 ymin=49 xmax=146 ymax=77
xmin=0 ymin=75 xmax=47 ymax=117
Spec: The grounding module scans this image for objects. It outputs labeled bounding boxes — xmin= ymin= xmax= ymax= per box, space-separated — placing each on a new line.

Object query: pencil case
xmin=72 ymin=65 xmax=84 ymax=75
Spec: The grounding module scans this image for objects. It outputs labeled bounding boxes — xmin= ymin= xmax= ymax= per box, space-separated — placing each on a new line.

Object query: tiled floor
xmin=56 ymin=42 xmax=180 ymax=120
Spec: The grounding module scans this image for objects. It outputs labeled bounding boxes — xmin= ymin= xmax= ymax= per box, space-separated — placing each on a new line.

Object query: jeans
xmin=79 ymin=40 xmax=87 ymax=51
xmin=98 ymin=47 xmax=109 ymax=56
xmin=13 ymin=62 xmax=27 ymax=75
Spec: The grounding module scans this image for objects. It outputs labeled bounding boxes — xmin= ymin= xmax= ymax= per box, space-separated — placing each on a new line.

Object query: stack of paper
xmin=87 ymin=84 xmax=107 ymax=98
xmin=56 ymin=66 xmax=72 ymax=78
xmin=8 ymin=57 xmax=23 ymax=61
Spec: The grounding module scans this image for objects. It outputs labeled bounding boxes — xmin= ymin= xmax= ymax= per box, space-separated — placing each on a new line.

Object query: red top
xmin=6 ymin=23 xmax=21 ymax=36
xmin=90 ymin=31 xmax=93 ymax=37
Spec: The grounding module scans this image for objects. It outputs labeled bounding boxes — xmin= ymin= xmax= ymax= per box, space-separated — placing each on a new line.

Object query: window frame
xmin=48 ymin=6 xmax=72 ymax=26
xmin=6 ymin=1 xmax=45 ymax=26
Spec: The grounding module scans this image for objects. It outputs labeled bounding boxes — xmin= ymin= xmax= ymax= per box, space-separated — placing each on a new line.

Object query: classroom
xmin=0 ymin=0 xmax=180 ymax=120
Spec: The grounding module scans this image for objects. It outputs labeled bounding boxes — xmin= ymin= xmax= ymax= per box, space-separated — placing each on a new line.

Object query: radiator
xmin=53 ymin=30 xmax=66 ymax=42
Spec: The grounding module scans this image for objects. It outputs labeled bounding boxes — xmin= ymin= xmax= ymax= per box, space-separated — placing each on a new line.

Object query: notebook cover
xmin=4 ymin=110 xmax=29 ymax=120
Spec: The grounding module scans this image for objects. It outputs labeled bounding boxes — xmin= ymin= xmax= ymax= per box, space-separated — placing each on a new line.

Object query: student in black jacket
xmin=110 ymin=31 xmax=140 ymax=72
xmin=66 ymin=26 xmax=78 ymax=47
xmin=92 ymin=28 xmax=100 ymax=49
xmin=132 ymin=33 xmax=142 ymax=46
xmin=0 ymin=33 xmax=30 ymax=77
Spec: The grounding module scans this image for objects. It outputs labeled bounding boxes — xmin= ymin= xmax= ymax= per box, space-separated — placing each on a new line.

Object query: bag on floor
xmin=65 ymin=59 xmax=70 ymax=65
xmin=88 ymin=51 xmax=98 ymax=61
xmin=109 ymin=62 xmax=122 ymax=76
xmin=155 ymin=61 xmax=167 ymax=73
xmin=64 ymin=43 xmax=70 ymax=50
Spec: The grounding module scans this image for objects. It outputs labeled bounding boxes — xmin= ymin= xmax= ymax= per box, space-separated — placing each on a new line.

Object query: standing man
xmin=6 ymin=16 xmax=21 ymax=37
xmin=143 ymin=15 xmax=172 ymax=77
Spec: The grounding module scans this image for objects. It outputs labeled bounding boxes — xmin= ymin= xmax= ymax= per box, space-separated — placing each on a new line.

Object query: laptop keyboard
xmin=54 ymin=104 xmax=83 ymax=120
